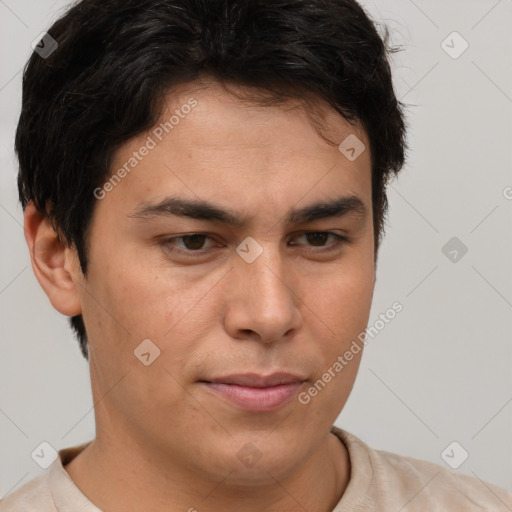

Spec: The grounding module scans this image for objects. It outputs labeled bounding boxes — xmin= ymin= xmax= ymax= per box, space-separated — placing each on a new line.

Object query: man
xmin=2 ymin=0 xmax=511 ymax=510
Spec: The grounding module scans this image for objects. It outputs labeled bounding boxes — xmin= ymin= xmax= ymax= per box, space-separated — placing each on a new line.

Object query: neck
xmin=64 ymin=428 xmax=350 ymax=512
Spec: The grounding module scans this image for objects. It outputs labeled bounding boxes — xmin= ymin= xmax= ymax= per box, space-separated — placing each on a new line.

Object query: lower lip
xmin=202 ymin=382 xmax=303 ymax=411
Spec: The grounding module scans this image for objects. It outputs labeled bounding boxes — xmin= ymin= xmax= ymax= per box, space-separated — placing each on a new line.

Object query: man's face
xmin=75 ymin=80 xmax=375 ymax=482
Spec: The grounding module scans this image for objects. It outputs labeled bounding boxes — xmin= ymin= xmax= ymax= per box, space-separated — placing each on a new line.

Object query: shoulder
xmin=335 ymin=428 xmax=512 ymax=511
xmin=0 ymin=472 xmax=55 ymax=512
xmin=0 ymin=442 xmax=91 ymax=512
xmin=377 ymin=448 xmax=512 ymax=510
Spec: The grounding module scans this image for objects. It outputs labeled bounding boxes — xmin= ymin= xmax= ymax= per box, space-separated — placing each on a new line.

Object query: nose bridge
xmin=229 ymin=239 xmax=301 ymax=341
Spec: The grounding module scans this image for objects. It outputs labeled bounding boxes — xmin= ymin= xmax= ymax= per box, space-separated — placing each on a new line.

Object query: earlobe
xmin=23 ymin=201 xmax=83 ymax=317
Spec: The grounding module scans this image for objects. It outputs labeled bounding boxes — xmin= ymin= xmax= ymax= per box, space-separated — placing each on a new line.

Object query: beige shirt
xmin=2 ymin=426 xmax=511 ymax=511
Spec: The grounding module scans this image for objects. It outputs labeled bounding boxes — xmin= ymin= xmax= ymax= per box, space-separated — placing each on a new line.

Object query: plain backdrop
xmin=1 ymin=0 xmax=511 ymax=499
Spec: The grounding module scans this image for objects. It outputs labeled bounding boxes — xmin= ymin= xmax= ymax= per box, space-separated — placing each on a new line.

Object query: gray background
xmin=1 ymin=0 xmax=511 ymax=499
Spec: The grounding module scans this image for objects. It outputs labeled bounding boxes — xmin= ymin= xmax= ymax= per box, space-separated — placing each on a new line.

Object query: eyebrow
xmin=128 ymin=195 xmax=368 ymax=227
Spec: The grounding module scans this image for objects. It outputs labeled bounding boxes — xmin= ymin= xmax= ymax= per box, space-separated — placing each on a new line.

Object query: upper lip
xmin=204 ymin=372 xmax=305 ymax=388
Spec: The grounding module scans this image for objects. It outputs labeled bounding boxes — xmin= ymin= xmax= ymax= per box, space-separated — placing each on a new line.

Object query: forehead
xmin=160 ymin=78 xmax=369 ymax=154
xmin=101 ymin=79 xmax=372 ymax=229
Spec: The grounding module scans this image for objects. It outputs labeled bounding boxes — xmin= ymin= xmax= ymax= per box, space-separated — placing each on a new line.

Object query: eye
xmin=289 ymin=231 xmax=348 ymax=250
xmin=160 ymin=231 xmax=348 ymax=259
xmin=161 ymin=234 xmax=217 ymax=255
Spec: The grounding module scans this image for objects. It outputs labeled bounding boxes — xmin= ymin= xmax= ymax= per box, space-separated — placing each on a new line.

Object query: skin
xmin=24 ymin=78 xmax=376 ymax=512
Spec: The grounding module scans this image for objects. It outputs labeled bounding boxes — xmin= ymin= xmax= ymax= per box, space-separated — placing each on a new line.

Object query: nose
xmin=223 ymin=245 xmax=303 ymax=344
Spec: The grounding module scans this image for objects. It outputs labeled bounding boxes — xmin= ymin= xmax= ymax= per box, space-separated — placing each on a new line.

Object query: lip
xmin=200 ymin=373 xmax=306 ymax=412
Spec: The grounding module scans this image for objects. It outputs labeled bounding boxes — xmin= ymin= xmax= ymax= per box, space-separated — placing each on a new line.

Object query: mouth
xmin=199 ymin=372 xmax=306 ymax=412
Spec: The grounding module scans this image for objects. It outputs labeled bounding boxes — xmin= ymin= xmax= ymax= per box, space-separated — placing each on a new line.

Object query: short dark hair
xmin=16 ymin=0 xmax=409 ymax=360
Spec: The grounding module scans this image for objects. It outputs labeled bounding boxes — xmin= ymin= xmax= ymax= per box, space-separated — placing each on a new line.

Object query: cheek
xmin=86 ymin=248 xmax=176 ymax=338
xmin=299 ymin=262 xmax=373 ymax=412
xmin=83 ymin=250 xmax=225 ymax=372
xmin=308 ymin=264 xmax=374 ymax=343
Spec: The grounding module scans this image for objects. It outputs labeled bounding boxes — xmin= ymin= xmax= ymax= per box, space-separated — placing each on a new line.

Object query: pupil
xmin=307 ymin=232 xmax=328 ymax=246
xmin=183 ymin=234 xmax=205 ymax=250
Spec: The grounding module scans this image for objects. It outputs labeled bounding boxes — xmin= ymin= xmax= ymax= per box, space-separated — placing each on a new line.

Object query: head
xmin=18 ymin=0 xmax=407 ymax=485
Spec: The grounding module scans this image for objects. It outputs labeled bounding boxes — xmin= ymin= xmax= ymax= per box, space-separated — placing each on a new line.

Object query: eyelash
xmin=160 ymin=232 xmax=349 ymax=257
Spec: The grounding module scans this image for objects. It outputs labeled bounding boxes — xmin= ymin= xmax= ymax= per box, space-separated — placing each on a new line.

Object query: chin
xmin=209 ymin=433 xmax=307 ymax=484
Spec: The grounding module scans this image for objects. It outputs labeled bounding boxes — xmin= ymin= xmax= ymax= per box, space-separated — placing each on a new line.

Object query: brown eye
xmin=290 ymin=232 xmax=348 ymax=249
xmin=161 ymin=233 xmax=217 ymax=255
xmin=305 ymin=232 xmax=330 ymax=246
xmin=179 ymin=234 xmax=208 ymax=250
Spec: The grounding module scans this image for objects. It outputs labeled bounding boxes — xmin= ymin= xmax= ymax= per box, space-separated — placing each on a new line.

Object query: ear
xmin=23 ymin=201 xmax=83 ymax=317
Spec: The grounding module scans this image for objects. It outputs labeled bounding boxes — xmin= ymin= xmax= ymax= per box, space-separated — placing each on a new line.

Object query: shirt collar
xmin=48 ymin=428 xmax=367 ymax=511
xmin=49 ymin=442 xmax=102 ymax=512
